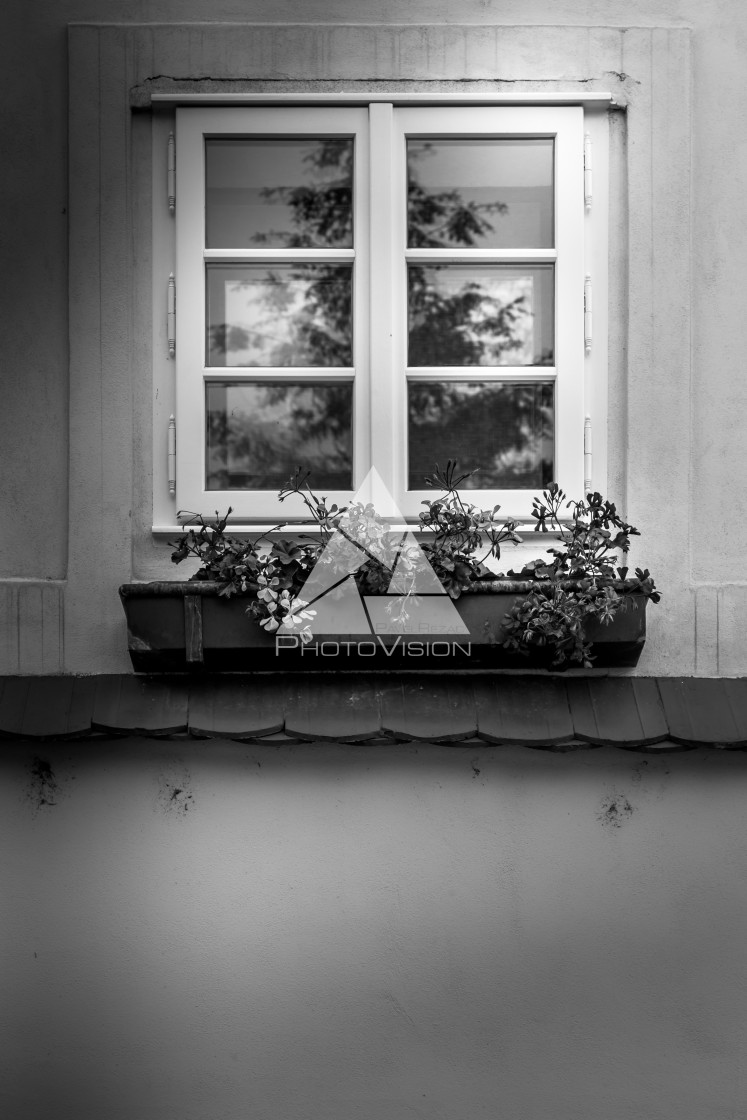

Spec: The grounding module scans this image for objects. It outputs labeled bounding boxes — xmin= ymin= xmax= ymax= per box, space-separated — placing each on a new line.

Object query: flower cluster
xmin=254 ymin=571 xmax=316 ymax=643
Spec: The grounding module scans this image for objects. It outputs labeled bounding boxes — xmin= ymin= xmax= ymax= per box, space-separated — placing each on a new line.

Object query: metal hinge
xmin=584 ymin=415 xmax=592 ymax=495
xmin=168 ymin=273 xmax=176 ymax=359
xmin=584 ymin=274 xmax=592 ymax=355
xmin=584 ymin=133 xmax=592 ymax=210
xmin=168 ymin=131 xmax=176 ymax=214
xmin=168 ymin=415 xmax=176 ymax=496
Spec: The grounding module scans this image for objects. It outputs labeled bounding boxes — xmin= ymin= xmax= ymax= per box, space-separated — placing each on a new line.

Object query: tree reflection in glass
xmin=407 ymin=138 xmax=554 ymax=249
xmin=204 ymin=136 xmax=556 ymax=488
xmin=206 ymin=138 xmax=353 ymax=249
xmin=205 ymin=138 xmax=356 ymax=370
xmin=206 ymin=264 xmax=352 ymax=367
xmin=408 ymin=264 xmax=554 ymax=366
xmin=408 ymin=382 xmax=554 ymax=490
xmin=206 ymin=383 xmax=353 ymax=490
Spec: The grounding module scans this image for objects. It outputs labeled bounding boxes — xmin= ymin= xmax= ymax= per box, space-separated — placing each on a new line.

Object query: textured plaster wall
xmin=2 ymin=0 xmax=747 ymax=672
xmin=2 ymin=738 xmax=747 ymax=1120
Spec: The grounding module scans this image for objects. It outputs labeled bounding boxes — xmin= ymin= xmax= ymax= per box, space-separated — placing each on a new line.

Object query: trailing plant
xmin=499 ymin=483 xmax=660 ymax=668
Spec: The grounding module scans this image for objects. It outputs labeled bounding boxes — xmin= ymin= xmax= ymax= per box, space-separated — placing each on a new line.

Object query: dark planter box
xmin=119 ymin=581 xmax=647 ymax=672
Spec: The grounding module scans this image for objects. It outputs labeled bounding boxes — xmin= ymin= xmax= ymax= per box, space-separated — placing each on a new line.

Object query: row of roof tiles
xmin=1 ymin=675 xmax=747 ymax=749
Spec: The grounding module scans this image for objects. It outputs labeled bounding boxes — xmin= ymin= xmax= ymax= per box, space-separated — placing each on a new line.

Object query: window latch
xmin=584 ymin=275 xmax=592 ymax=355
xmin=168 ymin=131 xmax=176 ymax=214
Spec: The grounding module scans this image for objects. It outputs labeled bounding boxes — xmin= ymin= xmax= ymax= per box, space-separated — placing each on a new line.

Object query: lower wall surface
xmin=2 ymin=739 xmax=746 ymax=1120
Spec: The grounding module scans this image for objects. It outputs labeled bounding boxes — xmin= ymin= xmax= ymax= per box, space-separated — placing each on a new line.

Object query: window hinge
xmin=584 ymin=274 xmax=592 ymax=354
xmin=584 ymin=133 xmax=592 ymax=210
xmin=584 ymin=415 xmax=592 ymax=495
xmin=168 ymin=131 xmax=176 ymax=214
xmin=168 ymin=272 xmax=176 ymax=359
xmin=168 ymin=415 xmax=176 ymax=496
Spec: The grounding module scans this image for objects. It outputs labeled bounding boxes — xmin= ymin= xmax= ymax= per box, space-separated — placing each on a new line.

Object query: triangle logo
xmin=298 ymin=575 xmax=371 ymax=634
xmin=278 ymin=468 xmax=469 ymax=637
xmin=386 ymin=532 xmax=449 ymax=595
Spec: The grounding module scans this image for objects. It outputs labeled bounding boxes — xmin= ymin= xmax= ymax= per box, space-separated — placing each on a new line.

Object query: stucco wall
xmin=1 ymin=0 xmax=747 ymax=674
xmin=3 ymin=738 xmax=747 ymax=1120
xmin=3 ymin=11 xmax=747 ymax=1120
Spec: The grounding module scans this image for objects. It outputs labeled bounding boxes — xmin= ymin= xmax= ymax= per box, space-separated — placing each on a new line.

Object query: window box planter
xmin=119 ymin=580 xmax=647 ymax=673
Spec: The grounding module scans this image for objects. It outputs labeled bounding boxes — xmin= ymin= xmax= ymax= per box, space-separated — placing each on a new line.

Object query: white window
xmin=165 ymin=101 xmax=604 ymax=523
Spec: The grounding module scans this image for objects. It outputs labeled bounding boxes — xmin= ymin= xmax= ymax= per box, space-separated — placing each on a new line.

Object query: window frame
xmin=386 ymin=104 xmax=585 ymax=517
xmin=154 ymin=98 xmax=606 ymax=528
xmin=176 ymin=106 xmax=370 ymax=519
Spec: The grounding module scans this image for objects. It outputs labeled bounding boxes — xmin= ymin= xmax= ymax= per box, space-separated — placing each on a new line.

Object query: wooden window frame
xmin=159 ymin=100 xmax=605 ymax=526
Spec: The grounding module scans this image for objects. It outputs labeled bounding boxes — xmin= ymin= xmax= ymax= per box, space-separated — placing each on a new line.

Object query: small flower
xmin=279 ymin=597 xmax=317 ymax=635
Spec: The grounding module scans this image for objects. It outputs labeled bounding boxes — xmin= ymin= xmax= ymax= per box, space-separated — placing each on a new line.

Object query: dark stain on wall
xmin=157 ymin=767 xmax=195 ymax=815
xmin=170 ymin=786 xmax=194 ymax=813
xmin=630 ymin=761 xmax=649 ymax=783
xmin=27 ymin=756 xmax=59 ymax=810
xmin=598 ymin=793 xmax=634 ymax=829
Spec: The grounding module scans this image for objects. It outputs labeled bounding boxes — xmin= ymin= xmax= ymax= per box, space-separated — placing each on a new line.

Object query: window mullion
xmin=368 ymin=102 xmax=400 ymax=498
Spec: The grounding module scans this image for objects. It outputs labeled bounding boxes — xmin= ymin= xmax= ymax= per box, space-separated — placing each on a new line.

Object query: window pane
xmin=206 ymin=382 xmax=353 ymax=490
xmin=206 ymin=264 xmax=353 ymax=367
xmin=408 ymin=264 xmax=553 ymax=366
xmin=205 ymin=138 xmax=353 ymax=249
xmin=408 ymin=381 xmax=553 ymax=490
xmin=407 ymin=138 xmax=553 ymax=249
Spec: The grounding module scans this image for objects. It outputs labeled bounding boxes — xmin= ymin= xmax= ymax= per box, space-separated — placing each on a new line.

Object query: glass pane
xmin=408 ymin=264 xmax=553 ymax=367
xmin=206 ymin=264 xmax=353 ymax=367
xmin=407 ymin=138 xmax=553 ymax=249
xmin=206 ymin=138 xmax=353 ymax=249
xmin=206 ymin=382 xmax=353 ymax=490
xmin=408 ymin=381 xmax=553 ymax=490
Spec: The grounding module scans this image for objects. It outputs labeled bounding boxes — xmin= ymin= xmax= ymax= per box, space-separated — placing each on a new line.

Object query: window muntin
xmin=175 ymin=104 xmax=585 ymax=521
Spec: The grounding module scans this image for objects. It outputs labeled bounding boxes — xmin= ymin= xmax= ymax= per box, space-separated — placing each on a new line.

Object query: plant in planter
xmin=166 ymin=467 xmax=659 ymax=670
xmin=416 ymin=460 xmax=524 ymax=597
xmin=170 ymin=462 xmax=523 ymax=638
xmin=499 ymin=483 xmax=660 ymax=668
xmin=168 ymin=508 xmax=319 ymax=641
